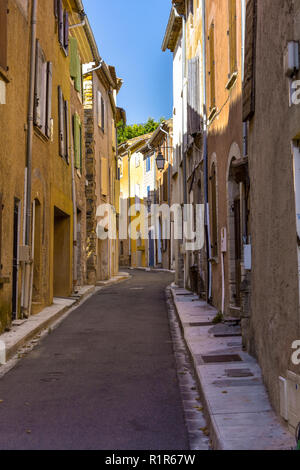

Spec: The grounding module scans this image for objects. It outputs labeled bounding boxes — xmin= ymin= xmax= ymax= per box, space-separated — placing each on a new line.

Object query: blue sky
xmin=83 ymin=0 xmax=173 ymax=125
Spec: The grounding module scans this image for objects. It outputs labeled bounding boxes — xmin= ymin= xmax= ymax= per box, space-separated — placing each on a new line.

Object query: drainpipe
xmin=83 ymin=60 xmax=104 ymax=77
xmin=25 ymin=0 xmax=37 ymax=247
xmin=201 ymin=0 xmax=212 ymax=301
xmin=128 ymin=150 xmax=131 ymax=265
xmin=70 ymin=113 xmax=78 ymax=291
xmin=22 ymin=0 xmax=37 ymax=316
xmin=174 ymin=6 xmax=187 ymax=287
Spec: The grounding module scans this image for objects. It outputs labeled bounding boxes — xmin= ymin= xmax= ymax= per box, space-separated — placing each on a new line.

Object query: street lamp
xmin=156 ymin=151 xmax=165 ymax=171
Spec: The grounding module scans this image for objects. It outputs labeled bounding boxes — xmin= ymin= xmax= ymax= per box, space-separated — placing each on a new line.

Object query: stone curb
xmin=169 ymin=284 xmax=295 ymax=450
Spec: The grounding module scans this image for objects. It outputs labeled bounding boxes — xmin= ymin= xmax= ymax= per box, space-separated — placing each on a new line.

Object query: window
xmin=70 ymin=37 xmax=82 ymax=94
xmin=73 ymin=112 xmax=82 ymax=172
xmin=0 ymin=0 xmax=8 ymax=71
xmin=208 ymin=22 xmax=216 ymax=111
xmin=228 ymin=0 xmax=237 ymax=76
xmin=135 ymin=154 xmax=141 ymax=167
xmin=146 ymin=156 xmax=151 ymax=172
xmin=210 ymin=164 xmax=218 ymax=257
xmin=119 ymin=160 xmax=123 ymax=179
xmin=54 ymin=0 xmax=69 ymax=55
xmin=58 ymin=86 xmax=69 ymax=163
xmin=97 ymin=90 xmax=105 ymax=132
xmin=101 ymin=157 xmax=108 ymax=196
xmin=34 ymin=40 xmax=52 ymax=138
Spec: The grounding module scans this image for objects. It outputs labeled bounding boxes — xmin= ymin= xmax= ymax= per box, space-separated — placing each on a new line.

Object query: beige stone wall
xmin=246 ymin=0 xmax=300 ymax=416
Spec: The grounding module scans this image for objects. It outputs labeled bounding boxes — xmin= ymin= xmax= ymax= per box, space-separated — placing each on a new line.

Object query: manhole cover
xmin=199 ymin=354 xmax=242 ymax=364
xmin=225 ymin=368 xmax=254 ymax=378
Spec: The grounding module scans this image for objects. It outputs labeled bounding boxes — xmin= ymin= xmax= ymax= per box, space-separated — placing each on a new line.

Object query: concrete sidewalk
xmin=170 ymin=285 xmax=295 ymax=450
xmin=0 ymin=273 xmax=131 ymax=365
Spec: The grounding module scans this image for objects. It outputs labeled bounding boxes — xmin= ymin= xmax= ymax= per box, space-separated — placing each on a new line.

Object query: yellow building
xmin=118 ymin=134 xmax=153 ymax=268
xmin=0 ymin=0 xmax=101 ymax=332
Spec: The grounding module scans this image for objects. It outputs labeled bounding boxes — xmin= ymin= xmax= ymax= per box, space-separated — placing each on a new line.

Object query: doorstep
xmin=0 ymin=285 xmax=95 ymax=364
xmin=96 ymin=272 xmax=131 ymax=287
xmin=170 ymin=284 xmax=295 ymax=450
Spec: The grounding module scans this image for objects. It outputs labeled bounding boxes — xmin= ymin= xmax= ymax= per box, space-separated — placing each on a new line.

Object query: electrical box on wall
xmin=221 ymin=227 xmax=227 ymax=253
xmin=287 ymin=371 xmax=300 ymax=431
xmin=284 ymin=41 xmax=299 ymax=77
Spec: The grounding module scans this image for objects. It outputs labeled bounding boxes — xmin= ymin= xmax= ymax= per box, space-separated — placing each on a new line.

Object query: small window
xmin=146 ymin=156 xmax=151 ymax=172
xmin=97 ymin=90 xmax=105 ymax=131
xmin=119 ymin=160 xmax=123 ymax=179
xmin=34 ymin=40 xmax=52 ymax=138
xmin=135 ymin=154 xmax=141 ymax=167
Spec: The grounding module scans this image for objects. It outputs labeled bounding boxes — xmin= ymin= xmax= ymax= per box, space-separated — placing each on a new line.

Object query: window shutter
xmin=58 ymin=86 xmax=65 ymax=158
xmin=0 ymin=0 xmax=8 ymax=70
xmin=209 ymin=23 xmax=216 ymax=110
xmin=54 ymin=0 xmax=58 ymax=18
xmin=73 ymin=113 xmax=81 ymax=169
xmin=228 ymin=0 xmax=237 ymax=75
xmin=34 ymin=40 xmax=47 ymax=133
xmin=58 ymin=0 xmax=64 ymax=46
xmin=101 ymin=157 xmax=108 ymax=196
xmin=46 ymin=62 xmax=53 ymax=138
xmin=69 ymin=37 xmax=78 ymax=79
xmin=243 ymin=0 xmax=257 ymax=121
xmin=75 ymin=56 xmax=82 ymax=93
xmin=64 ymin=11 xmax=69 ymax=54
xmin=163 ymin=170 xmax=168 ymax=202
xmin=101 ymin=96 xmax=105 ymax=132
xmin=64 ymin=100 xmax=69 ymax=163
xmin=97 ymin=91 xmax=102 ymax=128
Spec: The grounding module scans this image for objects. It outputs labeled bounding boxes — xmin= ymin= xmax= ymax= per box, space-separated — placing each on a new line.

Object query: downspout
xmin=128 ymin=150 xmax=131 ymax=265
xmin=70 ymin=113 xmax=78 ymax=291
xmin=201 ymin=0 xmax=212 ymax=301
xmin=23 ymin=0 xmax=37 ymax=316
xmin=25 ymin=0 xmax=37 ymax=247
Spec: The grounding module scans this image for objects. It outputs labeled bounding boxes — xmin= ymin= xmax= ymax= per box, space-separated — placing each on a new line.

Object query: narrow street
xmin=0 ymin=271 xmax=194 ymax=450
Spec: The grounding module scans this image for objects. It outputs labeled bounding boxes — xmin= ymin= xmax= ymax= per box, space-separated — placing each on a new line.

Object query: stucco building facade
xmin=243 ymin=0 xmax=300 ymax=431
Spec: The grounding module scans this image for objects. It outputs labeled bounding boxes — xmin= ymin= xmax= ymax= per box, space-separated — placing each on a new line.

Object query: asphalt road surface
xmin=0 ymin=270 xmax=190 ymax=450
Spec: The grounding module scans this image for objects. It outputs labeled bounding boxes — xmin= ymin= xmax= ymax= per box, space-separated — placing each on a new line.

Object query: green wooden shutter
xmin=70 ymin=37 xmax=78 ymax=79
xmin=75 ymin=58 xmax=82 ymax=93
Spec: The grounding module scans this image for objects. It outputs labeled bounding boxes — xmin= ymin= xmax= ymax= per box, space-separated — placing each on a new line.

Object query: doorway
xmin=53 ymin=207 xmax=70 ymax=297
xmin=12 ymin=198 xmax=20 ymax=320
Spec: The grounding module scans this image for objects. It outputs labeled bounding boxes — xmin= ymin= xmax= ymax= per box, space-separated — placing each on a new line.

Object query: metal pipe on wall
xmin=201 ymin=0 xmax=212 ymax=301
xmin=22 ymin=0 xmax=38 ymax=316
